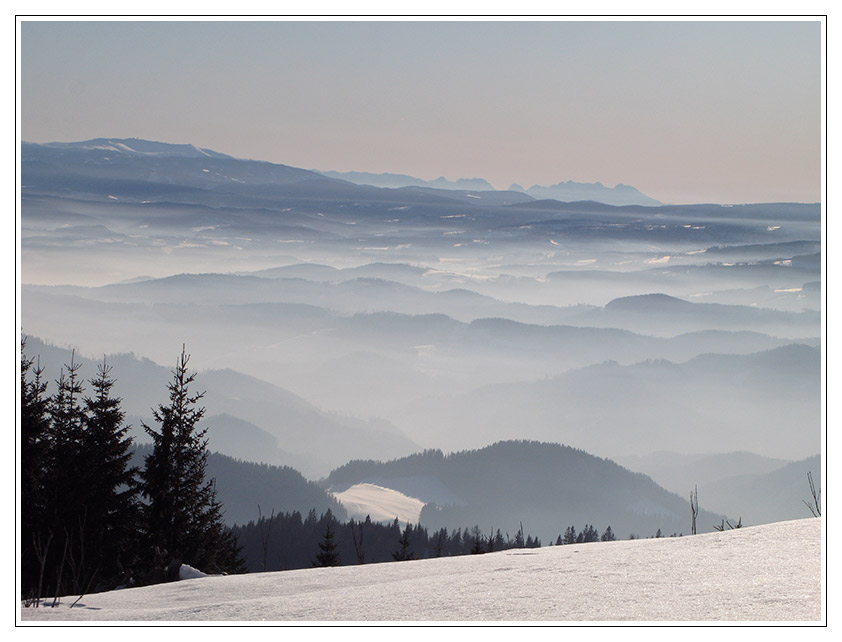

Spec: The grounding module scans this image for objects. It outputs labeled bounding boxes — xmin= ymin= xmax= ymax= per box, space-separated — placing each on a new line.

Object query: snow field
xmin=19 ymin=519 xmax=822 ymax=623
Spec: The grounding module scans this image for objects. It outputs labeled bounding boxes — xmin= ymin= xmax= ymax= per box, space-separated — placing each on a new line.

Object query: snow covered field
xmin=19 ymin=519 xmax=823 ymax=623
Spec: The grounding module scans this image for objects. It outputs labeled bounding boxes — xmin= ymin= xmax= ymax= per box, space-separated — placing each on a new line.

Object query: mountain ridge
xmin=324 ymin=439 xmax=728 ymax=540
xmin=24 ymin=138 xmax=660 ymax=207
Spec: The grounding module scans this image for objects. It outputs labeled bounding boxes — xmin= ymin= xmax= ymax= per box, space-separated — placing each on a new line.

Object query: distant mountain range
xmin=20 ymin=136 xmax=822 ymax=550
xmin=615 ymin=450 xmax=792 ymax=494
xmin=316 ymin=170 xmax=497 ymax=192
xmin=394 ymin=343 xmax=820 ymax=459
xmin=699 ymin=455 xmax=821 ymax=526
xmin=614 ymin=450 xmax=823 ymax=525
xmin=514 ymin=180 xmax=662 ymax=206
xmin=318 ymin=169 xmax=662 ymax=206
xmin=22 ymin=138 xmax=660 ymax=207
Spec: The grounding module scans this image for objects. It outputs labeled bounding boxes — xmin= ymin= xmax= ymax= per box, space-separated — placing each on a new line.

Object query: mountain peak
xmin=525 ymin=180 xmax=661 ymax=206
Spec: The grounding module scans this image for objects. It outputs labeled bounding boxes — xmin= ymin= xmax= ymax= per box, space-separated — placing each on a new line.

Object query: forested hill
xmin=130 ymin=444 xmax=346 ymax=527
xmin=324 ymin=440 xmax=727 ymax=541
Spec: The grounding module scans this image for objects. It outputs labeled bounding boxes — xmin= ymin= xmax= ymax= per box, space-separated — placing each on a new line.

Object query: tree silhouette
xmin=690 ymin=486 xmax=699 ymax=535
xmin=141 ymin=347 xmax=243 ymax=577
xmin=803 ymin=472 xmax=821 ymax=517
xmin=392 ymin=523 xmax=414 ymax=561
xmin=80 ymin=359 xmax=142 ymax=588
xmin=562 ymin=525 xmax=577 ymax=545
xmin=45 ymin=351 xmax=91 ymax=595
xmin=20 ymin=340 xmax=52 ymax=600
xmin=313 ymin=511 xmax=341 ymax=567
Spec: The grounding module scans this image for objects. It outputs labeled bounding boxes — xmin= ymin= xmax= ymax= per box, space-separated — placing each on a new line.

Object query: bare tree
xmin=803 ymin=471 xmax=821 ymax=517
xmin=257 ymin=505 xmax=275 ymax=572
xmin=31 ymin=530 xmax=53 ymax=608
xmin=349 ymin=518 xmax=366 ymax=565
xmin=713 ymin=517 xmax=742 ymax=531
xmin=690 ymin=486 xmax=699 ymax=535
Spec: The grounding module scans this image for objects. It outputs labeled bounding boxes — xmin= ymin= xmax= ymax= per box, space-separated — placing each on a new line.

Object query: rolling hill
xmin=324 ymin=441 xmax=729 ymax=542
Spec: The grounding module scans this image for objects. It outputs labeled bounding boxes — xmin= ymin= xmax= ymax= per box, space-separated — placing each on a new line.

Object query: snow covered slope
xmin=331 ymin=483 xmax=426 ymax=525
xmin=20 ymin=519 xmax=822 ymax=623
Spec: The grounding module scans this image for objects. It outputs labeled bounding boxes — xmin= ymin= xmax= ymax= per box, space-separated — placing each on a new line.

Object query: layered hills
xmin=20 ymin=137 xmax=823 ymax=547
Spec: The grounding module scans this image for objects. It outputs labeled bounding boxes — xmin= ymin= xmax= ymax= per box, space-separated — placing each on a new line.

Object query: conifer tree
xmin=45 ymin=351 xmax=91 ymax=595
xmin=79 ymin=359 xmax=142 ymax=588
xmin=600 ymin=526 xmax=616 ymax=542
xmin=141 ymin=347 xmax=244 ymax=578
xmin=579 ymin=524 xmax=599 ymax=543
xmin=562 ymin=525 xmax=577 ymax=545
xmin=20 ymin=340 xmax=52 ymax=599
xmin=470 ymin=525 xmax=485 ymax=554
xmin=313 ymin=510 xmax=341 ymax=567
xmin=392 ymin=523 xmax=414 ymax=561
xmin=433 ymin=527 xmax=447 ymax=558
xmin=21 ymin=342 xmax=50 ymax=512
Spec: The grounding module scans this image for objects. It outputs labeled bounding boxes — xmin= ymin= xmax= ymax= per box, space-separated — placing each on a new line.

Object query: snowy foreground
xmin=20 ymin=519 xmax=822 ymax=623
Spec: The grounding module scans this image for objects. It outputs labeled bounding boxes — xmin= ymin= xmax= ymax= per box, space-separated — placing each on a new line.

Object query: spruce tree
xmin=313 ymin=510 xmax=341 ymax=567
xmin=470 ymin=526 xmax=485 ymax=554
xmin=562 ymin=525 xmax=577 ymax=545
xmin=20 ymin=340 xmax=52 ymax=599
xmin=392 ymin=523 xmax=414 ymax=561
xmin=45 ymin=351 xmax=91 ymax=595
xmin=433 ymin=527 xmax=447 ymax=558
xmin=141 ymin=347 xmax=243 ymax=578
xmin=80 ymin=359 xmax=142 ymax=589
xmin=601 ymin=526 xmax=616 ymax=542
xmin=579 ymin=524 xmax=599 ymax=543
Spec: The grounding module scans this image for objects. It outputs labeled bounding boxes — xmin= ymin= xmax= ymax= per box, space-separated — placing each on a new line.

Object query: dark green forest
xmin=231 ymin=510 xmax=552 ymax=572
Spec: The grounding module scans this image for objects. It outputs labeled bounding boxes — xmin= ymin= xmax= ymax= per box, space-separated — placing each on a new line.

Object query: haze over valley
xmin=17 ymin=18 xmax=827 ymax=624
xmin=20 ymin=138 xmax=821 ymax=531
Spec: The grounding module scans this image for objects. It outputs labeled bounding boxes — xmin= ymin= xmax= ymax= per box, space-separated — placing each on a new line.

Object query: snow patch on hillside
xmin=331 ymin=483 xmax=426 ymax=524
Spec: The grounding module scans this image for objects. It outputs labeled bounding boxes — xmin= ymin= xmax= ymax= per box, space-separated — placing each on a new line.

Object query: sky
xmin=20 ymin=18 xmax=822 ymax=204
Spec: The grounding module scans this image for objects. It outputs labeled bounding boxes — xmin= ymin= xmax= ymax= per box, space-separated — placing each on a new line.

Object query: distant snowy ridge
xmin=24 ymin=137 xmax=661 ymax=205
xmin=20 ymin=519 xmax=821 ymax=622
xmin=25 ymin=137 xmax=233 ymax=159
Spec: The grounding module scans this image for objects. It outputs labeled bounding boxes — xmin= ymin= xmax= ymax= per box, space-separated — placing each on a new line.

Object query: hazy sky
xmin=20 ymin=19 xmax=822 ymax=204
